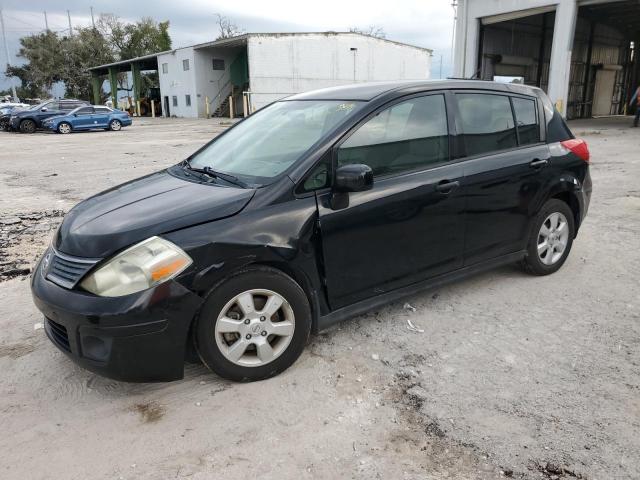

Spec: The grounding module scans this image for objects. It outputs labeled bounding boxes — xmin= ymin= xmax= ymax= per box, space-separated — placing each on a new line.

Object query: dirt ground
xmin=0 ymin=116 xmax=638 ymax=480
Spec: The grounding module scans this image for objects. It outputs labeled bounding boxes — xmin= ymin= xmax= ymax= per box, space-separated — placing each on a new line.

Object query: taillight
xmin=560 ymin=139 xmax=590 ymax=163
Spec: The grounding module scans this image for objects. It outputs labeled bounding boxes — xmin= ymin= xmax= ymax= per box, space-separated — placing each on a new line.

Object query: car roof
xmin=286 ymin=80 xmax=543 ymax=102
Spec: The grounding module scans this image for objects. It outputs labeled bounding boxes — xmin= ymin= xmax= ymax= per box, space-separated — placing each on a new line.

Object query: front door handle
xmin=530 ymin=158 xmax=549 ymax=168
xmin=435 ymin=180 xmax=460 ymax=194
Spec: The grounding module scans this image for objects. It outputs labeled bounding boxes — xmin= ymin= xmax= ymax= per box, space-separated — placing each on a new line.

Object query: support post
xmin=547 ymin=0 xmax=578 ymax=118
xmin=242 ymin=93 xmax=248 ymax=117
xmin=108 ymin=67 xmax=118 ymax=108
xmin=205 ymin=96 xmax=210 ymax=118
xmin=151 ymin=100 xmax=155 ymax=118
xmin=91 ymin=74 xmax=101 ymax=105
xmin=131 ymin=62 xmax=142 ymax=116
xmin=229 ymin=95 xmax=234 ymax=119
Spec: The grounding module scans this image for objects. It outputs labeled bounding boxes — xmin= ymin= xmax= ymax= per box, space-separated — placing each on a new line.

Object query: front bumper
xmin=31 ymin=255 xmax=203 ymax=382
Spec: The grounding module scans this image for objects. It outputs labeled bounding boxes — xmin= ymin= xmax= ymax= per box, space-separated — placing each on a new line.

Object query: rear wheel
xmin=19 ymin=119 xmax=36 ymax=134
xmin=57 ymin=122 xmax=72 ymax=134
xmin=109 ymin=119 xmax=122 ymax=131
xmin=195 ymin=266 xmax=311 ymax=382
xmin=521 ymin=199 xmax=575 ymax=275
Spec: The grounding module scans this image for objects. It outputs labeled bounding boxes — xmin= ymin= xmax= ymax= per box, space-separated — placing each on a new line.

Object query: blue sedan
xmin=43 ymin=106 xmax=132 ymax=134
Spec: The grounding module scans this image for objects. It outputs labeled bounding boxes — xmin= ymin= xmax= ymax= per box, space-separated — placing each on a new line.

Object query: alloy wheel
xmin=110 ymin=120 xmax=121 ymax=131
xmin=58 ymin=123 xmax=71 ymax=134
xmin=214 ymin=289 xmax=295 ymax=367
xmin=537 ymin=212 xmax=569 ymax=265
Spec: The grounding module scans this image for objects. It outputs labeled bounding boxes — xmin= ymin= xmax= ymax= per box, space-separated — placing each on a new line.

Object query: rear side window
xmin=338 ymin=94 xmax=449 ymax=177
xmin=76 ymin=107 xmax=94 ymax=115
xmin=46 ymin=102 xmax=61 ymax=111
xmin=540 ymin=93 xmax=573 ymax=143
xmin=455 ymin=93 xmax=517 ymax=157
xmin=512 ymin=97 xmax=539 ymax=145
xmin=94 ymin=107 xmax=110 ymax=113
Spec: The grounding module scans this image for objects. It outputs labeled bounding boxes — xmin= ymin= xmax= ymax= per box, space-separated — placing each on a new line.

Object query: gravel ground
xmin=0 ymin=116 xmax=638 ymax=480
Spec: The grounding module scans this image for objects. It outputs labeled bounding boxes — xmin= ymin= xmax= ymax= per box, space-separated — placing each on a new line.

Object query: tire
xmin=57 ymin=122 xmax=72 ymax=134
xmin=109 ymin=119 xmax=122 ymax=131
xmin=19 ymin=119 xmax=36 ymax=134
xmin=520 ymin=199 xmax=575 ymax=275
xmin=195 ymin=266 xmax=311 ymax=382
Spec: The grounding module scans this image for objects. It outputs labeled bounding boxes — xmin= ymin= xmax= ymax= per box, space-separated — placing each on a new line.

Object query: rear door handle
xmin=530 ymin=158 xmax=549 ymax=168
xmin=435 ymin=180 xmax=460 ymax=194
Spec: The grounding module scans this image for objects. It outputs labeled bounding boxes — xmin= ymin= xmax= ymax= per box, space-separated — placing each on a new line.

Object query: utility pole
xmin=67 ymin=10 xmax=73 ymax=37
xmin=44 ymin=11 xmax=49 ymax=31
xmin=90 ymin=6 xmax=95 ymax=29
xmin=0 ymin=8 xmax=18 ymax=101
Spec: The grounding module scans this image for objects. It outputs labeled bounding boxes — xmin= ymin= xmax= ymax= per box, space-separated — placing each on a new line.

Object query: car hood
xmin=56 ymin=169 xmax=255 ymax=258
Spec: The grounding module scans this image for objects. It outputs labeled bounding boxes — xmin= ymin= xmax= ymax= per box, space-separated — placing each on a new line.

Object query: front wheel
xmin=19 ymin=119 xmax=36 ymax=134
xmin=521 ymin=199 xmax=575 ymax=275
xmin=195 ymin=266 xmax=311 ymax=382
xmin=57 ymin=122 xmax=72 ymax=134
xmin=109 ymin=119 xmax=122 ymax=131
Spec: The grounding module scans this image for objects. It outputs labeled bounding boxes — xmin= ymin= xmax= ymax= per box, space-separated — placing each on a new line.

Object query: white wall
xmin=157 ymin=47 xmax=198 ymax=117
xmin=247 ymin=33 xmax=432 ymax=110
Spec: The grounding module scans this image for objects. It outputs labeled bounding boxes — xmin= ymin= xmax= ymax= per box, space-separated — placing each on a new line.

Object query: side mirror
xmin=334 ymin=164 xmax=373 ymax=193
xmin=41 ymin=107 xmax=48 ymax=112
xmin=73 ymin=113 xmax=78 ymax=117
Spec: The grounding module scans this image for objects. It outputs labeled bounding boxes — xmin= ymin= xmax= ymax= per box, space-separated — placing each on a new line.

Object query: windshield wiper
xmin=182 ymin=160 xmax=248 ymax=188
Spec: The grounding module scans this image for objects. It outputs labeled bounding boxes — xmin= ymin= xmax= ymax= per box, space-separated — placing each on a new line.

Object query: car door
xmin=315 ymin=93 xmax=465 ymax=310
xmin=72 ymin=107 xmax=96 ymax=129
xmin=91 ymin=107 xmax=110 ymax=127
xmin=36 ymin=101 xmax=61 ymax=125
xmin=453 ymin=91 xmax=550 ymax=265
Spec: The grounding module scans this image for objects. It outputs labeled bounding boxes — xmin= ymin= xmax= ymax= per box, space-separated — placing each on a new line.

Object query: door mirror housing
xmin=334 ymin=164 xmax=373 ymax=193
xmin=41 ymin=107 xmax=48 ymax=112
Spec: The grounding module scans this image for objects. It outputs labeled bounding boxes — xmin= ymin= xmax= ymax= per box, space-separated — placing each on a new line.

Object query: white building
xmin=89 ymin=33 xmax=431 ymax=119
xmin=453 ymin=0 xmax=639 ymax=119
xmin=155 ymin=32 xmax=431 ymax=118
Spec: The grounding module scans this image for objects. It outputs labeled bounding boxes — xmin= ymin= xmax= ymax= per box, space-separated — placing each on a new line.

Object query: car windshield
xmin=28 ymin=101 xmax=49 ymax=111
xmin=188 ymin=100 xmax=364 ymax=185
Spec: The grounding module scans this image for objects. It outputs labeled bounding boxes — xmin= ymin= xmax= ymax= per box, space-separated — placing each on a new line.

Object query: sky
xmin=0 ymin=0 xmax=457 ymax=93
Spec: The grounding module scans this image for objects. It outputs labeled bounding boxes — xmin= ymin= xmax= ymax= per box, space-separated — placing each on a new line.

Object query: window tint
xmin=172 ymin=96 xmax=178 ymax=107
xmin=162 ymin=63 xmax=168 ymax=74
xmin=61 ymin=102 xmax=81 ymax=111
xmin=94 ymin=107 xmax=110 ymax=113
xmin=185 ymin=95 xmax=191 ymax=107
xmin=46 ymin=102 xmax=60 ymax=111
xmin=456 ymin=93 xmax=517 ymax=156
xmin=182 ymin=59 xmax=190 ymax=71
xmin=337 ymin=95 xmax=449 ymax=177
xmin=512 ymin=97 xmax=539 ymax=145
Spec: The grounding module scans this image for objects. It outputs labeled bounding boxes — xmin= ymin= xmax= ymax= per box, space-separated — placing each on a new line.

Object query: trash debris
xmin=371 ymin=353 xmax=380 ymax=361
xmin=406 ymin=319 xmax=424 ymax=333
xmin=33 ymin=322 xmax=44 ymax=331
xmin=403 ymin=302 xmax=416 ymax=312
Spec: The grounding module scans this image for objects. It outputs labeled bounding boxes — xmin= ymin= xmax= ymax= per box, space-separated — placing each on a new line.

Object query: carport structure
xmin=88 ymin=52 xmax=164 ymax=114
xmin=453 ymin=0 xmax=640 ymax=119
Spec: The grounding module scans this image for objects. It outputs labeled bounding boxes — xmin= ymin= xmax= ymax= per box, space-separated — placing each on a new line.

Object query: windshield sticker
xmin=337 ymin=103 xmax=355 ymax=111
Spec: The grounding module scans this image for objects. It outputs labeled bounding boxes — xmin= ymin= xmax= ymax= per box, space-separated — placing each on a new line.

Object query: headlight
xmin=80 ymin=236 xmax=192 ymax=297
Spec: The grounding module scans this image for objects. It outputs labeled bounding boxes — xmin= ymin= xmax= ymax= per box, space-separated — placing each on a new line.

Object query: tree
xmin=97 ymin=15 xmax=171 ymax=60
xmin=6 ymin=14 xmax=172 ymax=101
xmin=349 ymin=25 xmax=386 ymax=39
xmin=214 ymin=13 xmax=244 ymax=40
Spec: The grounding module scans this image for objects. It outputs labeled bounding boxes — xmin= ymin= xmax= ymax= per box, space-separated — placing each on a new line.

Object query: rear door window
xmin=455 ymin=93 xmax=517 ymax=157
xmin=337 ymin=94 xmax=449 ymax=177
xmin=76 ymin=107 xmax=95 ymax=115
xmin=512 ymin=97 xmax=539 ymax=145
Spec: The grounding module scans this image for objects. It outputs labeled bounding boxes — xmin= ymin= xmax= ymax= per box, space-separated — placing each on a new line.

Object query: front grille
xmin=45 ymin=249 xmax=100 ymax=289
xmin=45 ymin=317 xmax=70 ymax=352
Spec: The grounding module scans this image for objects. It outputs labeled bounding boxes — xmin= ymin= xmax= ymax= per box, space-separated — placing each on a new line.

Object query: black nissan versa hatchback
xmin=31 ymin=80 xmax=591 ymax=382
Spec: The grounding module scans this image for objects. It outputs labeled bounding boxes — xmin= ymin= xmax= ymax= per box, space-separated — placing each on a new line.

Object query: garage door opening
xmin=476 ymin=1 xmax=639 ymax=120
